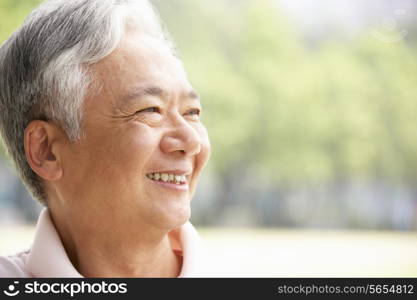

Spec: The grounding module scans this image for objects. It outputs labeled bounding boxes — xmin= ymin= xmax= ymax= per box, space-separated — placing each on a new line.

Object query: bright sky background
xmin=277 ymin=0 xmax=416 ymax=40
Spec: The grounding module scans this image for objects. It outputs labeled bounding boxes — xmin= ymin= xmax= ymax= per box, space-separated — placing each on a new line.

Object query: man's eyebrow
xmin=124 ymin=85 xmax=165 ymax=101
xmin=188 ymin=90 xmax=200 ymax=100
xmin=124 ymin=85 xmax=200 ymax=102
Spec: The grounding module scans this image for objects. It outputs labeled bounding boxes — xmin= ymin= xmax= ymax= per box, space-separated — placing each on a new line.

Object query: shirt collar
xmin=26 ymin=208 xmax=206 ymax=277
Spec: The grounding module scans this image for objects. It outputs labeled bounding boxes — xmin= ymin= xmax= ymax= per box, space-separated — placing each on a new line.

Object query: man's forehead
xmin=92 ymin=31 xmax=194 ymax=102
xmin=94 ymin=31 xmax=179 ymax=74
xmin=114 ymin=32 xmax=174 ymax=63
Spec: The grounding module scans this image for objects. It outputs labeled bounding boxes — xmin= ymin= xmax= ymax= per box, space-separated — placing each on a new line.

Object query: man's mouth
xmin=146 ymin=173 xmax=187 ymax=185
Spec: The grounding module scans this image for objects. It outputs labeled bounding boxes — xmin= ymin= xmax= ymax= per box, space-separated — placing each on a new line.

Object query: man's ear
xmin=24 ymin=120 xmax=65 ymax=181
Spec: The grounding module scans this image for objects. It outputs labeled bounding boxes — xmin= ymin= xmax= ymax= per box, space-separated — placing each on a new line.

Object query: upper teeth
xmin=147 ymin=173 xmax=187 ymax=184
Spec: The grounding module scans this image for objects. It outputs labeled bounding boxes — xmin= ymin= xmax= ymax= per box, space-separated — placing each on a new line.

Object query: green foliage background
xmin=155 ymin=0 xmax=417 ymax=187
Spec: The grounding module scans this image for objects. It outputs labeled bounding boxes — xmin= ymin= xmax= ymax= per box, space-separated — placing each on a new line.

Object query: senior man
xmin=0 ymin=0 xmax=211 ymax=278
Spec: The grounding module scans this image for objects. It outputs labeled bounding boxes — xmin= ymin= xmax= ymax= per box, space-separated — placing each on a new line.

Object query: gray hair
xmin=0 ymin=0 xmax=173 ymax=205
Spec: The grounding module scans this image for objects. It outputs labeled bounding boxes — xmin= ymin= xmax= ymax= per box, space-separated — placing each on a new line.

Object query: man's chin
xmin=158 ymin=206 xmax=191 ymax=230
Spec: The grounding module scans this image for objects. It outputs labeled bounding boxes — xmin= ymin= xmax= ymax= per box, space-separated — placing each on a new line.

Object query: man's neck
xmin=49 ymin=210 xmax=183 ymax=278
xmin=74 ymin=234 xmax=182 ymax=278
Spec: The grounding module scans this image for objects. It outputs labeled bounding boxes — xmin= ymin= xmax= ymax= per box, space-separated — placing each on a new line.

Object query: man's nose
xmin=160 ymin=120 xmax=202 ymax=156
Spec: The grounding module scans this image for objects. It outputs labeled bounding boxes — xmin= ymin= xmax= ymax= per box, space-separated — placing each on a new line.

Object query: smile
xmin=146 ymin=173 xmax=187 ymax=185
xmin=146 ymin=172 xmax=190 ymax=191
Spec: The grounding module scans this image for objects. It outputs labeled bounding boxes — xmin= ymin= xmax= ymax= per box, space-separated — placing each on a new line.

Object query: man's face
xmin=57 ymin=31 xmax=210 ymax=230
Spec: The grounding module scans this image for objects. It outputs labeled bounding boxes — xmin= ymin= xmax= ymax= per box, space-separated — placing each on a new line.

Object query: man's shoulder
xmin=0 ymin=249 xmax=32 ymax=278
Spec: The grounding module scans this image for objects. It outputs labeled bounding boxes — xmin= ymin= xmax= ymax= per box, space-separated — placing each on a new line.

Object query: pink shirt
xmin=0 ymin=208 xmax=210 ymax=278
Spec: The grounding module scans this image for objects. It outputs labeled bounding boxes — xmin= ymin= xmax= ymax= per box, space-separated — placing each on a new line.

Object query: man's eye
xmin=137 ymin=107 xmax=160 ymax=113
xmin=186 ymin=108 xmax=201 ymax=116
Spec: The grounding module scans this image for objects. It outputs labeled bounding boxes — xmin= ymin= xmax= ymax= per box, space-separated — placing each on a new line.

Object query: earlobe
xmin=24 ymin=121 xmax=63 ymax=181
